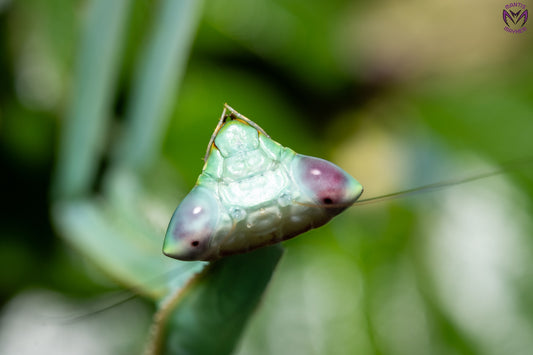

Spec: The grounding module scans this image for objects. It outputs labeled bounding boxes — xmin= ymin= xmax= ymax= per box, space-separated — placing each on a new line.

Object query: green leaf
xmin=115 ymin=0 xmax=204 ymax=173
xmin=147 ymin=245 xmax=284 ymax=355
xmin=53 ymin=0 xmax=131 ymax=199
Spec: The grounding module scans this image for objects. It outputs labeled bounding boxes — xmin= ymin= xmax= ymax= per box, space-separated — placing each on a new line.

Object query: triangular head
xmin=163 ymin=104 xmax=363 ymax=261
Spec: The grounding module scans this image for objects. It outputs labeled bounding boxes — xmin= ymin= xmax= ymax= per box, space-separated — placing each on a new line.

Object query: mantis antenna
xmin=354 ymin=157 xmax=533 ymax=205
xmin=164 ymin=104 xmax=533 ymax=261
xmin=203 ymin=103 xmax=270 ymax=163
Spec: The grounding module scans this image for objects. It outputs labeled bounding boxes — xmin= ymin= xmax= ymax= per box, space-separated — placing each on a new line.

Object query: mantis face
xmin=163 ymin=105 xmax=363 ymax=261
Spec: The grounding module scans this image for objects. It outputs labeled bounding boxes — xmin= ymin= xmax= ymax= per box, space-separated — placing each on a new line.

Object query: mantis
xmin=155 ymin=104 xmax=533 ymax=353
xmin=163 ymin=104 xmax=363 ymax=261
xmin=13 ymin=1 xmax=526 ymax=353
xmin=163 ymin=104 xmax=528 ymax=262
xmin=52 ymin=103 xmax=533 ymax=354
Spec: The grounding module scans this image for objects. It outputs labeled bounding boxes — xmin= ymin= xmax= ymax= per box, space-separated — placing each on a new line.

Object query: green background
xmin=1 ymin=0 xmax=532 ymax=354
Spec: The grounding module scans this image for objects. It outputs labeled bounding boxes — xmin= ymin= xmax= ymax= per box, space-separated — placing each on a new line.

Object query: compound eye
xmin=163 ymin=186 xmax=219 ymax=261
xmin=292 ymin=155 xmax=363 ymax=210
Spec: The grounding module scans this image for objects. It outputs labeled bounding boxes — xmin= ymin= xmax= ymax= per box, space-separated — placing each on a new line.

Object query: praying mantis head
xmin=163 ymin=104 xmax=363 ymax=261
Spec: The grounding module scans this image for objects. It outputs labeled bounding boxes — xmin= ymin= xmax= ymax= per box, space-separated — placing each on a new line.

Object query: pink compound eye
xmin=163 ymin=186 xmax=220 ymax=261
xmin=292 ymin=155 xmax=363 ymax=209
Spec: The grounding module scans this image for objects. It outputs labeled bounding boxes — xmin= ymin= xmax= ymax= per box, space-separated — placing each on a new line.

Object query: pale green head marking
xmin=215 ymin=121 xmax=259 ymax=157
xmin=163 ymin=104 xmax=363 ymax=261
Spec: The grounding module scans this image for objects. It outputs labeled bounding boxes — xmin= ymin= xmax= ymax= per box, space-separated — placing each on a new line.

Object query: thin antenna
xmin=59 ymin=293 xmax=140 ymax=323
xmin=354 ymin=157 xmax=533 ymax=205
xmin=204 ymin=106 xmax=229 ymax=162
xmin=55 ymin=263 xmax=207 ymax=323
xmin=203 ymin=104 xmax=270 ymax=163
xmin=224 ymin=103 xmax=270 ymax=138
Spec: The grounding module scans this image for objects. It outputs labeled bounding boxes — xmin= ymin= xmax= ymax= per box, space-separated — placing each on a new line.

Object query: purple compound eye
xmin=163 ymin=186 xmax=220 ymax=261
xmin=292 ymin=155 xmax=363 ymax=211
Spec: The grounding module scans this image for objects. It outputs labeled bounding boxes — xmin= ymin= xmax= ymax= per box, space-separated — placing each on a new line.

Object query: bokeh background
xmin=1 ymin=0 xmax=533 ymax=354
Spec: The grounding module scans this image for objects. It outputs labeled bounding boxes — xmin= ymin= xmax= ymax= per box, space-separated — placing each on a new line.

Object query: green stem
xmin=53 ymin=0 xmax=130 ymax=199
xmin=147 ymin=245 xmax=284 ymax=355
xmin=115 ymin=0 xmax=203 ymax=173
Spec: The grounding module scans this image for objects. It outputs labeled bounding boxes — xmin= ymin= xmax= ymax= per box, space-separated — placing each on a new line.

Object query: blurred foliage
xmin=1 ymin=0 xmax=533 ymax=354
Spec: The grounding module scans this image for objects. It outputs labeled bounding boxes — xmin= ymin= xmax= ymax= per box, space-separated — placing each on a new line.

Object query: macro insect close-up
xmin=1 ymin=1 xmax=533 ymax=355
xmin=163 ymin=103 xmax=364 ymax=262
